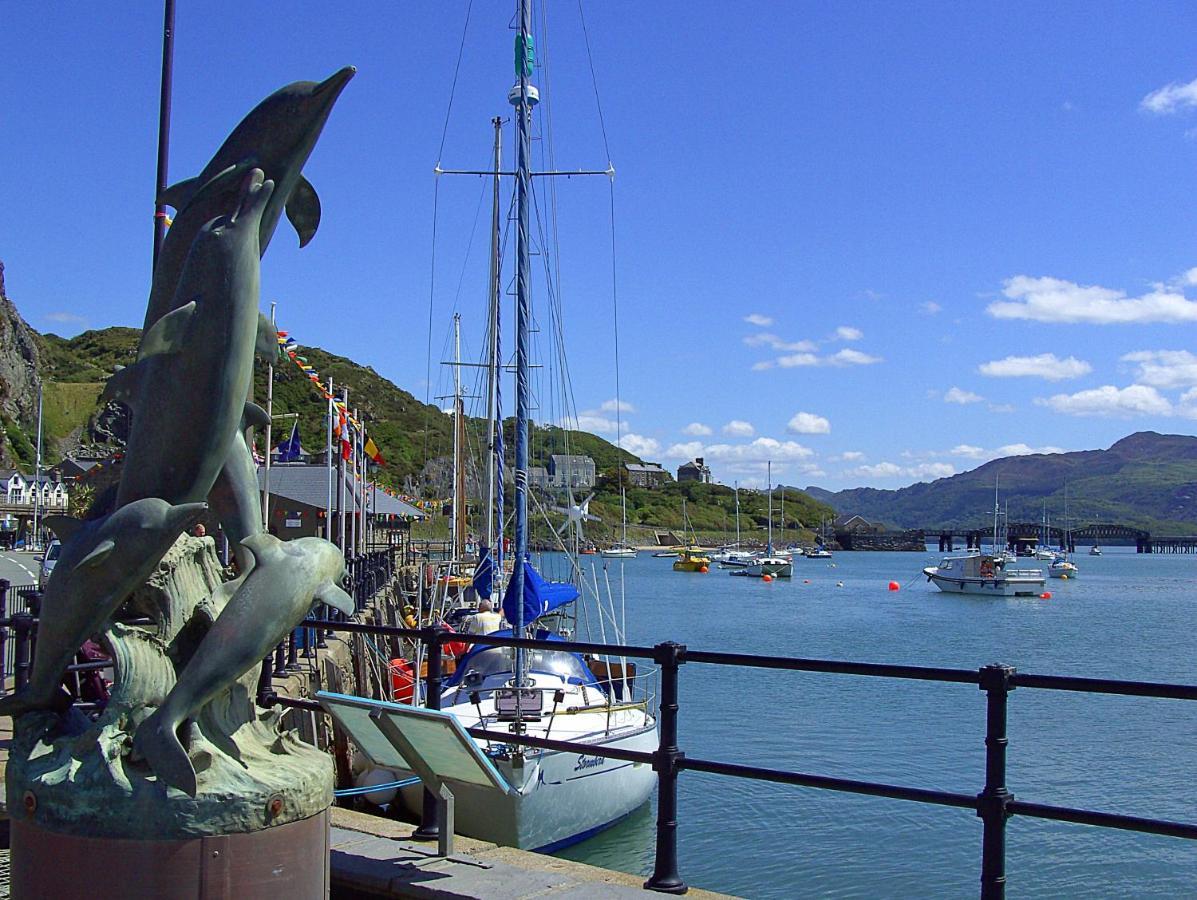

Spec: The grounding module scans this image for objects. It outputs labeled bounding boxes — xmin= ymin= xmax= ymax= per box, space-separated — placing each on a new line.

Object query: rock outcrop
xmin=0 ymin=260 xmax=44 ymax=426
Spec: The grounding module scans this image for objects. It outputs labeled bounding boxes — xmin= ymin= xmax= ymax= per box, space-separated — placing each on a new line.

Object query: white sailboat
xmin=712 ymin=481 xmax=753 ymax=567
xmin=602 ymin=487 xmax=637 ymax=558
xmin=743 ymin=462 xmax=792 ymax=578
xmin=396 ymin=3 xmax=656 ymax=851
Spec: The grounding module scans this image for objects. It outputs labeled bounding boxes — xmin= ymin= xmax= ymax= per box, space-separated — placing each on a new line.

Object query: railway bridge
xmin=925 ymin=522 xmax=1192 ymax=554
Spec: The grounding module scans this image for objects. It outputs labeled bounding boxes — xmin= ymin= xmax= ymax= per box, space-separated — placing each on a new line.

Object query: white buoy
xmin=357 ymin=767 xmax=400 ymax=806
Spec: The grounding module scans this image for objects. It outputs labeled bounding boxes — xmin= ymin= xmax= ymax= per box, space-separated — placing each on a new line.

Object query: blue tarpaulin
xmin=472 ymin=546 xmax=494 ymax=598
xmin=502 ymin=561 xmax=579 ymax=627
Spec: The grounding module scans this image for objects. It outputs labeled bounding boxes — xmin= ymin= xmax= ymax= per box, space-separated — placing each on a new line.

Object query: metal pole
xmin=263 ymin=302 xmax=276 ymax=530
xmin=0 ymin=578 xmax=8 ymax=694
xmin=451 ymin=313 xmax=464 ymax=564
xmin=326 ymin=377 xmax=335 ymax=539
xmin=349 ymin=409 xmax=359 ymax=556
xmin=256 ymin=657 xmax=273 ymax=706
xmin=151 ymin=0 xmax=176 ymax=269
xmin=32 ymin=385 xmax=43 ymax=551
xmin=511 ymin=0 xmax=534 ymax=696
xmin=12 ymin=612 xmax=33 ymax=693
xmin=485 ymin=117 xmax=503 ymax=560
xmin=338 ymin=388 xmax=348 ymax=554
xmin=978 ymin=664 xmax=1015 ymax=900
xmin=645 ymin=641 xmax=687 ymax=894
xmin=414 ymin=627 xmax=444 ymax=839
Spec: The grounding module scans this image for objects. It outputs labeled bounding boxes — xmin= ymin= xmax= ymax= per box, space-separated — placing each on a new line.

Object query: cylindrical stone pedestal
xmin=11 ymin=808 xmax=330 ymax=899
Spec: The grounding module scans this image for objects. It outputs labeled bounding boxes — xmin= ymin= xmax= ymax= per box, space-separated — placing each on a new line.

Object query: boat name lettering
xmin=574 ymin=754 xmax=604 ymax=772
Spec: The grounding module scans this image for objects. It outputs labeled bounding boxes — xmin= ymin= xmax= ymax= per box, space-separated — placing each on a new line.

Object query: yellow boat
xmin=672 ymin=546 xmax=710 ymax=572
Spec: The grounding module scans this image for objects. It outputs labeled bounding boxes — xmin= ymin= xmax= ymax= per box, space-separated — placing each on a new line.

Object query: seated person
xmin=462 ymin=598 xmax=503 ymax=635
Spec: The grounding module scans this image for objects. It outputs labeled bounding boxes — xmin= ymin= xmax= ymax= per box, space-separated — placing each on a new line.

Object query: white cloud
xmin=1121 ymin=350 xmax=1197 ymax=389
xmin=1141 ymin=76 xmax=1197 ymax=115
xmin=1180 ymin=267 xmax=1197 ymax=287
xmin=847 ymin=461 xmax=955 ymax=481
xmin=1035 ymin=384 xmax=1172 ymax=418
xmin=834 ymin=325 xmax=863 ymax=341
xmin=951 ymin=444 xmax=986 ymax=459
xmin=618 ymin=433 xmax=660 ymax=457
xmin=786 ymin=411 xmax=831 ymax=434
xmin=752 ymin=360 xmax=775 ymax=371
xmin=944 ymin=386 xmax=984 ymax=404
xmin=599 ymin=398 xmax=636 ymax=413
xmin=681 ymin=422 xmax=713 ymax=436
xmin=704 ymin=437 xmax=813 ymax=463
xmin=996 ymin=443 xmax=1066 ymax=457
xmin=744 ymin=313 xmax=774 ymax=327
xmin=1177 ymin=388 xmax=1197 ymax=419
xmin=744 ymin=333 xmax=816 ymax=352
xmin=979 ymin=353 xmax=1092 ymax=381
xmin=839 ymin=450 xmax=864 ymax=461
xmin=722 ymin=419 xmax=755 ymax=437
xmin=665 ymin=441 xmax=704 ymax=459
xmin=988 ymin=403 xmax=1016 ymax=414
xmin=829 ymin=348 xmax=882 ymax=366
xmin=45 ymin=311 xmax=87 ymax=326
xmin=777 ymin=352 xmax=819 ymax=368
xmin=920 ymin=301 xmax=942 ymax=315
xmin=566 ymin=413 xmax=618 ymax=434
xmin=988 ymin=275 xmax=1197 ymax=324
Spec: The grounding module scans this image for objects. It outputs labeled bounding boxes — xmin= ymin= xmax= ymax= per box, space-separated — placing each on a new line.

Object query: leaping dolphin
xmin=0 ymin=499 xmax=207 ymax=717
xmin=133 ymin=533 xmax=353 ymax=795
xmin=106 ymin=170 xmax=275 ymax=511
xmin=143 ymin=66 xmax=356 ymax=333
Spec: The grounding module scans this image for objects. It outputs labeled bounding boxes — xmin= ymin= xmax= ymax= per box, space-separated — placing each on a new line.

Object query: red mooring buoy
xmin=888 ymin=581 xmax=900 ymax=591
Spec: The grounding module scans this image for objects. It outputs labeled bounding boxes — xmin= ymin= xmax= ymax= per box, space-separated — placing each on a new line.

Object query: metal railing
xmin=266 ymin=619 xmax=1197 ymax=898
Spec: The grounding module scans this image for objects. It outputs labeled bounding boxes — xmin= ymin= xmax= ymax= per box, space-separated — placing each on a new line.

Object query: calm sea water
xmin=548 ymin=548 xmax=1197 ymax=899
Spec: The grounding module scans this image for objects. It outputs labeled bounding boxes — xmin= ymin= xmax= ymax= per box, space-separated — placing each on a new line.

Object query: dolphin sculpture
xmin=133 ymin=533 xmax=353 ymax=795
xmin=105 ymin=170 xmax=274 ymax=511
xmin=142 ymin=66 xmax=356 ymax=333
xmin=0 ymin=499 xmax=207 ymax=717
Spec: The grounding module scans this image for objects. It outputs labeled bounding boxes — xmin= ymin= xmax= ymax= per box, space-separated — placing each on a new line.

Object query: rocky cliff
xmin=0 ymin=260 xmax=44 ymax=467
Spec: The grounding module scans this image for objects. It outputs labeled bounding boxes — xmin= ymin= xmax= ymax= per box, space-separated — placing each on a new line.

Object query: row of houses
xmin=2 ymin=470 xmax=70 ymax=510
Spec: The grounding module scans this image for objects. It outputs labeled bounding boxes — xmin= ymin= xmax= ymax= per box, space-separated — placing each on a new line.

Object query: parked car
xmin=38 ymin=540 xmax=61 ymax=589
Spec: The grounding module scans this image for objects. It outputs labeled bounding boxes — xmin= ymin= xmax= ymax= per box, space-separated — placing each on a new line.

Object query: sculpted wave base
xmin=4 ymin=535 xmax=334 ymax=840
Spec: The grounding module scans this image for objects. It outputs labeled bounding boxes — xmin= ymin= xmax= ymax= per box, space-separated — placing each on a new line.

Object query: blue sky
xmin=4 ymin=2 xmax=1197 ymax=489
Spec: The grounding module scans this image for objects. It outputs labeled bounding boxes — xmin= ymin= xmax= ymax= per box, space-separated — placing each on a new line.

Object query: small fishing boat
xmin=804 ymin=547 xmax=832 ymax=559
xmin=673 ymin=546 xmax=710 ymax=572
xmin=652 ymin=549 xmax=678 ymax=558
xmin=601 ymin=545 xmax=637 ymax=559
xmin=923 ymin=550 xmax=1046 ymax=596
xmin=1089 ymin=544 xmax=1102 ymax=556
xmin=744 ymin=555 xmax=792 ymax=578
xmin=712 ymin=548 xmax=754 ymax=567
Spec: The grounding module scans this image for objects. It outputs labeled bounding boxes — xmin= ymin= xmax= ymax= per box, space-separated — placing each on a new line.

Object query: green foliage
xmin=37 ymin=328 xmax=139 ymax=383
xmin=3 ymin=415 xmax=36 ymax=468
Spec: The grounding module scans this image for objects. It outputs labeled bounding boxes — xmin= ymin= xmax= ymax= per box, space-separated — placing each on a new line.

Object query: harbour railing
xmin=266 ymin=619 xmax=1197 ymax=899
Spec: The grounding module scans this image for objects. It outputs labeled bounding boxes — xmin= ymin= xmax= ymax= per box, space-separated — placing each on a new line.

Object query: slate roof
xmin=257 ymin=465 xmax=422 ymax=518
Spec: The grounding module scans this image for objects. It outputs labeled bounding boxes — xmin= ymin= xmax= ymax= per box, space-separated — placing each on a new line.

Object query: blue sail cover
xmin=472 ymin=546 xmax=494 ymax=598
xmin=502 ymin=561 xmax=579 ymax=627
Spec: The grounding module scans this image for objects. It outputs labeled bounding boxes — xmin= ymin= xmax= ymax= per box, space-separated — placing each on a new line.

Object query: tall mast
xmin=484 ymin=117 xmax=503 ymax=561
xmin=32 ymin=384 xmax=43 ymax=549
xmin=325 ymin=377 xmax=334 ymax=540
xmin=151 ymin=0 xmax=175 ymax=269
xmin=992 ymin=474 xmax=1000 ymax=554
xmin=511 ymin=0 xmax=537 ymax=671
xmin=452 ymin=313 xmax=467 ymax=563
xmin=734 ymin=481 xmax=740 ymax=545
xmin=766 ymin=461 xmax=773 ymax=553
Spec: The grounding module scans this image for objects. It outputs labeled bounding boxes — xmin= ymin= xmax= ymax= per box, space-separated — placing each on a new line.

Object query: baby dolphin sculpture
xmin=134 ymin=534 xmax=353 ymax=796
xmin=0 ymin=499 xmax=207 ymax=717
xmin=106 ymin=170 xmax=275 ymax=510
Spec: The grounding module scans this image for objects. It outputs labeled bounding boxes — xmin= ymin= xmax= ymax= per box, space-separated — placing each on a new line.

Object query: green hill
xmin=805 ymin=432 xmax=1197 ymax=535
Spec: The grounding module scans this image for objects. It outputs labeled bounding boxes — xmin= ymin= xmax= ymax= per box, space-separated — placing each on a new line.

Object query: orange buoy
xmin=699 ymin=565 xmax=709 ymax=573
xmin=888 ymin=581 xmax=900 ymax=591
xmin=1040 ymin=591 xmax=1052 ymax=599
xmin=761 ymin=574 xmax=773 ymax=583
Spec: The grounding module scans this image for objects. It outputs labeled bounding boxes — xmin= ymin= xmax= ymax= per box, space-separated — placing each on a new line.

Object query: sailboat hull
xmin=397 ymin=723 xmax=657 ymax=850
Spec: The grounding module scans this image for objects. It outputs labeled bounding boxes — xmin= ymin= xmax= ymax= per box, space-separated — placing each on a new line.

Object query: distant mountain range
xmin=805 ymin=432 xmax=1197 ymax=535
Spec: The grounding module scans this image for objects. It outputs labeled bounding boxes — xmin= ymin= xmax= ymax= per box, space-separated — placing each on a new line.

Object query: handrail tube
xmin=679 ymin=756 xmax=976 ymax=809
xmin=1006 ymin=800 xmax=1197 ymax=839
xmin=465 ymin=727 xmax=654 ymax=765
xmin=1011 ymin=672 xmax=1197 ymax=700
xmin=684 ymin=649 xmax=979 ymax=684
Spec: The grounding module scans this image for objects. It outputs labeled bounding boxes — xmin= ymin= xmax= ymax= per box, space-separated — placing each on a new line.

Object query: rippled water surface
xmin=550 ymin=548 xmax=1197 ymax=898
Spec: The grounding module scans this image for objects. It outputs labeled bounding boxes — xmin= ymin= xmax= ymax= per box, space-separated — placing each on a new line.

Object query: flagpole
xmin=349 ymin=408 xmax=359 ymax=556
xmin=262 ymin=302 xmax=276 ymax=530
xmin=338 ymin=388 xmax=348 ymax=554
xmin=359 ymin=419 xmax=367 ymax=554
xmin=151 ymin=0 xmax=175 ymax=269
xmin=325 ymin=377 xmax=334 ymax=541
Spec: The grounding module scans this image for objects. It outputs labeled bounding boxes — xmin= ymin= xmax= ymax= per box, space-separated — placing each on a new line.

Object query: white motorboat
xmin=1089 ymin=545 xmax=1102 ymax=556
xmin=711 ymin=548 xmax=754 ymax=567
xmin=600 ymin=545 xmax=637 ymax=559
xmin=805 ymin=547 xmax=832 ymax=559
xmin=1034 ymin=547 xmax=1057 ymax=560
xmin=923 ymin=550 xmax=1046 ymax=596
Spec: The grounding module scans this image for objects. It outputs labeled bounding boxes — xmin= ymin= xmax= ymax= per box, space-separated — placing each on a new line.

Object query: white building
xmin=2 ymin=471 xmax=69 ymax=510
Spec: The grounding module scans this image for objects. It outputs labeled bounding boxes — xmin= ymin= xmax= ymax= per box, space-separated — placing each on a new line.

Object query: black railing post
xmin=273 ymin=640 xmax=288 ymax=678
xmin=257 ymin=656 xmax=273 ymax=706
xmin=0 ymin=578 xmax=9 ymax=694
xmin=645 ymin=640 xmax=688 ymax=894
xmin=413 ymin=625 xmax=445 ymax=840
xmin=978 ymin=664 xmax=1015 ymax=900
xmin=286 ymin=629 xmax=300 ymax=672
xmin=12 ymin=612 xmax=34 ymax=692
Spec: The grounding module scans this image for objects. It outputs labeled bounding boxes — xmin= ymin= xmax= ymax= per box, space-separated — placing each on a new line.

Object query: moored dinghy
xmin=924 ymin=550 xmax=1045 ymax=596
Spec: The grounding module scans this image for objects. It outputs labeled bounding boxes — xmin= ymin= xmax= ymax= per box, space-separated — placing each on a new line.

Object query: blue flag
xmin=276 ymin=420 xmax=301 ymax=462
